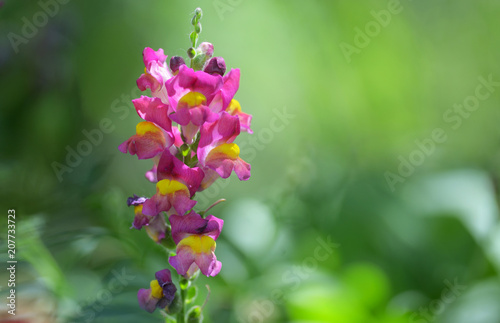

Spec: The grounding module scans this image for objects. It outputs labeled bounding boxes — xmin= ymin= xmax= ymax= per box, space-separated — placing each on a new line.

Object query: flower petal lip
xmin=170 ymin=235 xmax=220 ymax=277
xmin=156 ymin=149 xmax=204 ymax=196
xmin=169 ymin=212 xmax=223 ymax=244
xmin=142 ymin=47 xmax=167 ymax=67
xmin=226 ymin=99 xmax=253 ymax=134
xmin=166 ymin=65 xmax=223 ymax=111
xmin=118 ymin=121 xmax=172 ymax=160
xmin=137 ymin=288 xmax=157 ymax=313
xmin=145 ymin=213 xmax=167 ymax=243
xmin=142 ymin=179 xmax=196 ymax=216
xmin=132 ymin=96 xmax=173 ymax=132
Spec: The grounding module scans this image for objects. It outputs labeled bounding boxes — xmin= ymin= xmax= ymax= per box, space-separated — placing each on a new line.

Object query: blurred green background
xmin=1 ymin=0 xmax=500 ymax=322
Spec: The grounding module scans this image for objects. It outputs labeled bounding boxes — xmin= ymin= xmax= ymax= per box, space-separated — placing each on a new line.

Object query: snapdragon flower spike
xmin=142 ymin=179 xmax=196 ymax=216
xmin=138 ymin=269 xmax=177 ymax=313
xmin=137 ymin=47 xmax=173 ymax=105
xmin=197 ymin=112 xmax=251 ymax=184
xmin=169 ymin=92 xmax=219 ymax=144
xmin=156 ymin=149 xmax=204 ymax=196
xmin=127 ymin=195 xmax=167 ymax=243
xmin=166 ymin=64 xmax=223 ymax=111
xmin=168 ymin=212 xmax=223 ymax=278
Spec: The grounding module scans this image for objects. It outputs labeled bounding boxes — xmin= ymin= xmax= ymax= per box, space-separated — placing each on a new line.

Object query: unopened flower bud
xmin=187 ymin=306 xmax=203 ymax=323
xmin=194 ymin=8 xmax=202 ymax=20
xmin=203 ymin=57 xmax=226 ymax=76
xmin=169 ymin=56 xmax=186 ymax=74
xmin=187 ymin=47 xmax=196 ymax=59
xmin=195 ymin=22 xmax=202 ymax=34
xmin=198 ymin=42 xmax=213 ymax=57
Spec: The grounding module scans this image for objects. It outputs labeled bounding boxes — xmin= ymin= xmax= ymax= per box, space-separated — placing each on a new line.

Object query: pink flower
xmin=142 ymin=179 xmax=196 ymax=216
xmin=165 ymin=64 xmax=223 ymax=111
xmin=137 ymin=47 xmax=173 ymax=105
xmin=168 ymin=212 xmax=223 ymax=278
xmin=197 ymin=112 xmax=251 ymax=183
xmin=118 ymin=96 xmax=174 ymax=160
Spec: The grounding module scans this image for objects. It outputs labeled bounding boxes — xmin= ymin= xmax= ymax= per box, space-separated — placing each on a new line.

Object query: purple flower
xmin=168 ymin=212 xmax=224 ymax=278
xmin=128 ymin=196 xmax=167 ymax=243
xmin=138 ymin=269 xmax=177 ymax=313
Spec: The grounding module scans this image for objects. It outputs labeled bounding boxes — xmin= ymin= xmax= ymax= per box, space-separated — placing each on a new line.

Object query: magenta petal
xmin=137 ymin=73 xmax=161 ymax=92
xmin=195 ymin=251 xmax=220 ymax=277
xmin=198 ymin=167 xmax=221 ymax=191
xmin=210 ymin=260 xmax=222 ymax=277
xmin=132 ymin=96 xmax=173 ymax=133
xmin=156 ymin=149 xmax=204 ymax=196
xmin=197 ymin=112 xmax=240 ymax=163
xmin=220 ymin=69 xmax=240 ymax=110
xmin=166 ymin=65 xmax=223 ymax=110
xmin=234 ymin=158 xmax=251 ymax=181
xmin=142 ymin=195 xmax=170 ymax=216
xmin=143 ymin=47 xmax=167 ymax=66
xmin=206 ymin=158 xmax=235 ymax=179
xmin=132 ymin=212 xmax=151 ymax=230
xmin=145 ymin=164 xmax=157 ymax=182
xmin=172 ymin=193 xmax=196 ymax=216
xmin=118 ymin=133 xmax=166 ymax=160
xmin=169 ymin=212 xmax=223 ymax=244
xmin=137 ymin=288 xmax=157 ymax=313
xmin=169 ymin=247 xmax=195 ymax=276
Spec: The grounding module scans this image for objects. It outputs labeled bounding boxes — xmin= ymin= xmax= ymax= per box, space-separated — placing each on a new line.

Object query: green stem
xmin=177 ymin=275 xmax=187 ymax=323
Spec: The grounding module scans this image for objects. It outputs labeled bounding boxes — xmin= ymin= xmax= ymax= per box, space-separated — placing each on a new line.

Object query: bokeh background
xmin=1 ymin=0 xmax=500 ymax=322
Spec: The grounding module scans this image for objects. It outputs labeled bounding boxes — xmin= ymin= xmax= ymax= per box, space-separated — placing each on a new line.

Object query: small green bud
xmin=187 ymin=47 xmax=196 ymax=59
xmin=187 ymin=306 xmax=203 ymax=323
xmin=190 ymin=31 xmax=198 ymax=47
xmin=194 ymin=22 xmax=202 ymax=34
xmin=180 ymin=277 xmax=190 ymax=290
xmin=165 ymin=292 xmax=183 ymax=315
xmin=186 ymin=286 xmax=198 ymax=304
xmin=194 ymin=8 xmax=202 ymax=20
xmin=191 ymin=15 xmax=198 ymax=26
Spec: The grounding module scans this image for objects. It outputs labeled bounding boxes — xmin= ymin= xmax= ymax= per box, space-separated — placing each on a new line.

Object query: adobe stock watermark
xmin=237 ymin=236 xmax=339 ymax=323
xmin=68 ymin=267 xmax=136 ymax=323
xmin=196 ymin=106 xmax=296 ymax=206
xmin=51 ymin=86 xmax=141 ymax=182
xmin=385 ymin=74 xmax=500 ymax=192
xmin=408 ymin=278 xmax=466 ymax=323
xmin=340 ymin=0 xmax=411 ymax=63
xmin=213 ymin=0 xmax=244 ymax=21
xmin=7 ymin=0 xmax=71 ymax=54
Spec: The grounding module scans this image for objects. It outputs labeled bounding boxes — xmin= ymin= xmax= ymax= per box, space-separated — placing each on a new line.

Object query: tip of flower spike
xmin=194 ymin=8 xmax=203 ymax=20
xmin=203 ymin=57 xmax=226 ymax=76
